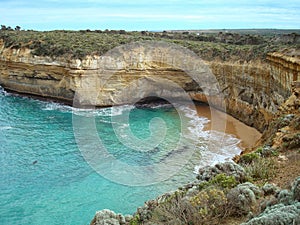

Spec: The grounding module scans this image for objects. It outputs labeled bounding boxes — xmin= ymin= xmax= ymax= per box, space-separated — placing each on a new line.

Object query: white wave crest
xmin=0 ymin=86 xmax=9 ymax=96
xmin=178 ymin=105 xmax=242 ymax=173
xmin=41 ymin=101 xmax=135 ymax=117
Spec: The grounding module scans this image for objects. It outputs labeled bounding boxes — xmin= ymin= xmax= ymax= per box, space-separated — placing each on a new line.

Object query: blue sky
xmin=0 ymin=0 xmax=299 ymax=31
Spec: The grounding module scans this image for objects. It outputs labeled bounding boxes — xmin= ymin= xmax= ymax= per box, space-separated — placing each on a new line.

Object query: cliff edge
xmin=1 ymin=30 xmax=299 ymax=133
xmin=0 ymin=29 xmax=299 ymax=225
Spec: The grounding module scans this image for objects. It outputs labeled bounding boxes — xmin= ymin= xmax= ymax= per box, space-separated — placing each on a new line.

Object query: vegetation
xmin=239 ymin=149 xmax=278 ymax=184
xmin=242 ymin=177 xmax=300 ymax=225
xmin=132 ymin=168 xmax=264 ymax=225
xmin=128 ymin=153 xmax=285 ymax=225
xmin=151 ymin=193 xmax=200 ymax=225
xmin=1 ymin=25 xmax=298 ymax=225
xmin=129 ymin=215 xmax=140 ymax=225
xmin=0 ymin=27 xmax=299 ymax=60
xmin=239 ymin=152 xmax=260 ymax=164
xmin=198 ymin=173 xmax=238 ymax=190
xmin=191 ymin=187 xmax=228 ymax=223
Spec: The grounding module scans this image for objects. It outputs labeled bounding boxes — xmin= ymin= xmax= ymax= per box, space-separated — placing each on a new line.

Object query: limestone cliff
xmin=209 ymin=53 xmax=299 ymax=131
xmin=0 ymin=40 xmax=299 ymax=133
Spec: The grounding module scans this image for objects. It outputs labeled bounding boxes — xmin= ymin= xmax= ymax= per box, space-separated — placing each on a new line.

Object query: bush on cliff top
xmin=242 ymin=203 xmax=300 ymax=225
xmin=0 ymin=29 xmax=298 ymax=61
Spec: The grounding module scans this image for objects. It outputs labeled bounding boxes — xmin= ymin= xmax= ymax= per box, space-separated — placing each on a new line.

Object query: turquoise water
xmin=0 ymin=87 xmax=241 ymax=225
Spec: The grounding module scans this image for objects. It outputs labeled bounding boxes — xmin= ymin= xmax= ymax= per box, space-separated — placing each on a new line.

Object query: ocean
xmin=0 ymin=86 xmax=241 ymax=225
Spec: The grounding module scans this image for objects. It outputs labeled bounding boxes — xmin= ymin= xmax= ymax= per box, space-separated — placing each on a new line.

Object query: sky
xmin=0 ymin=0 xmax=299 ymax=31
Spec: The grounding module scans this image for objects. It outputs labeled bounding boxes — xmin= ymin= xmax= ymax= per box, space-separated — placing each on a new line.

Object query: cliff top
xmin=0 ymin=29 xmax=299 ymax=61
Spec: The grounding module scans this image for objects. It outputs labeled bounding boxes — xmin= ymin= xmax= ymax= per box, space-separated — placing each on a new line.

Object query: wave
xmin=41 ymin=101 xmax=135 ymax=117
xmin=178 ymin=105 xmax=210 ymax=138
xmin=178 ymin=105 xmax=242 ymax=173
xmin=0 ymin=85 xmax=9 ymax=96
xmin=42 ymin=102 xmax=74 ymax=112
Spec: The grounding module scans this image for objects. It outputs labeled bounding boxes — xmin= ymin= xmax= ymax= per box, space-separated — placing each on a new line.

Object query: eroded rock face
xmin=0 ymin=41 xmax=217 ymax=106
xmin=0 ymin=41 xmax=299 ymax=132
xmin=260 ymin=83 xmax=300 ymax=150
xmin=0 ymin=43 xmax=78 ymax=102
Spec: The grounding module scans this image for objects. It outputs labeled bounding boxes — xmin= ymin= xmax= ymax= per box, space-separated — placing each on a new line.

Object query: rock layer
xmin=0 ymin=41 xmax=299 ymax=132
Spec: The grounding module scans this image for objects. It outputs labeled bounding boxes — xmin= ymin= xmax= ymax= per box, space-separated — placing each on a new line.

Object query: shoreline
xmin=196 ymin=104 xmax=262 ymax=150
xmin=2 ymin=87 xmax=261 ymax=151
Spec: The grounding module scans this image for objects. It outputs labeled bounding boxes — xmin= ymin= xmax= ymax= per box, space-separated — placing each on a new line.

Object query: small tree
xmin=15 ymin=26 xmax=21 ymax=31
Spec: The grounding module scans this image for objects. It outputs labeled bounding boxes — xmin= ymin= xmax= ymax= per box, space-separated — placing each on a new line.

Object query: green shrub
xmin=191 ymin=187 xmax=228 ymax=220
xmin=245 ymin=157 xmax=277 ymax=182
xmin=282 ymin=132 xmax=300 ymax=149
xmin=129 ymin=215 xmax=140 ymax=225
xmin=256 ymin=146 xmax=279 ymax=157
xmin=255 ymin=147 xmax=263 ymax=154
xmin=1 ymin=29 xmax=298 ymax=60
xmin=198 ymin=173 xmax=238 ymax=191
xmin=211 ymin=173 xmax=238 ymax=189
xmin=239 ymin=152 xmax=260 ymax=164
xmin=241 ymin=202 xmax=300 ymax=225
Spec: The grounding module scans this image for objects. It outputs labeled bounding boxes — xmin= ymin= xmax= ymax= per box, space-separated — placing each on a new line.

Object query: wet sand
xmin=196 ymin=105 xmax=261 ymax=150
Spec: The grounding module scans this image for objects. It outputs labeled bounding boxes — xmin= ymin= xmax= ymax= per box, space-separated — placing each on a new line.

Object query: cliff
xmin=209 ymin=52 xmax=299 ymax=131
xmin=1 ymin=39 xmax=299 ymax=132
xmin=1 ymin=31 xmax=300 ymax=225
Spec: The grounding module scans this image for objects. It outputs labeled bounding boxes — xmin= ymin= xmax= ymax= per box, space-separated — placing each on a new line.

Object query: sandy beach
xmin=196 ymin=105 xmax=262 ymax=150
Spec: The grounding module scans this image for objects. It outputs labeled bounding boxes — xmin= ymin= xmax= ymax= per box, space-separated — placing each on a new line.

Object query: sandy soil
xmin=196 ymin=105 xmax=262 ymax=150
xmin=272 ymin=150 xmax=300 ymax=189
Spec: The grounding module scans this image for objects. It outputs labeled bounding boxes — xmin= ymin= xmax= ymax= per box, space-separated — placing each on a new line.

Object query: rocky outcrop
xmin=90 ymin=209 xmax=132 ymax=225
xmin=201 ymin=52 xmax=299 ymax=131
xmin=197 ymin=161 xmax=247 ymax=183
xmin=266 ymin=52 xmax=300 ymax=94
xmin=259 ymin=82 xmax=300 ymax=150
xmin=207 ymin=60 xmax=285 ymax=131
xmin=0 ymin=41 xmax=210 ymax=106
xmin=1 ymin=40 xmax=299 ymax=132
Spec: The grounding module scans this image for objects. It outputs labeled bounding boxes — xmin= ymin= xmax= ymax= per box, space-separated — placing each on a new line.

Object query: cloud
xmin=0 ymin=0 xmax=299 ymax=30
